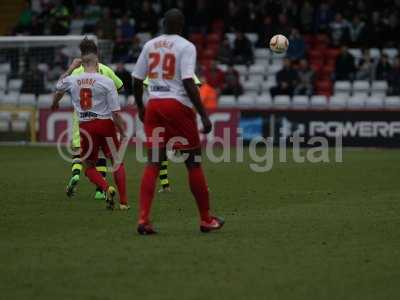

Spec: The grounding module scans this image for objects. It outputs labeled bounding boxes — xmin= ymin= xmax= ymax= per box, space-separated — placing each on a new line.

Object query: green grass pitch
xmin=1 ymin=145 xmax=400 ymax=300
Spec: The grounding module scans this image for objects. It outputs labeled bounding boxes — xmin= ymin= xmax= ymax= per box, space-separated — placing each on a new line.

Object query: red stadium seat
xmin=325 ymin=48 xmax=341 ymax=61
xmin=315 ymin=80 xmax=333 ymax=96
xmin=211 ymin=19 xmax=224 ymax=33
xmin=189 ymin=33 xmax=204 ymax=47
xmin=320 ymin=65 xmax=335 ymax=80
xmin=206 ymin=33 xmax=221 ymax=45
xmin=201 ymin=48 xmax=218 ymax=60
xmin=308 ymin=49 xmax=324 ymax=61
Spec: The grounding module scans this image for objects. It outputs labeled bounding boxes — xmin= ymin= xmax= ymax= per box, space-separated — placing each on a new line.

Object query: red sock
xmin=139 ymin=164 xmax=159 ymax=224
xmin=188 ymin=166 xmax=211 ymax=222
xmin=113 ymin=163 xmax=128 ymax=205
xmin=85 ymin=167 xmax=108 ymax=191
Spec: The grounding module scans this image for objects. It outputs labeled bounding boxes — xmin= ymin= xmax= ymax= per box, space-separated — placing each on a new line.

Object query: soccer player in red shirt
xmin=52 ymin=44 xmax=129 ymax=210
xmin=132 ymin=8 xmax=224 ymax=234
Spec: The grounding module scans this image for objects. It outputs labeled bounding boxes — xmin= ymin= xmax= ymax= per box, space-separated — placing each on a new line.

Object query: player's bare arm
xmin=51 ymin=90 xmax=64 ymax=110
xmin=183 ymin=78 xmax=212 ymax=134
xmin=112 ymin=111 xmax=126 ymax=138
xmin=133 ymin=77 xmax=145 ymax=122
xmin=60 ymin=58 xmax=82 ymax=80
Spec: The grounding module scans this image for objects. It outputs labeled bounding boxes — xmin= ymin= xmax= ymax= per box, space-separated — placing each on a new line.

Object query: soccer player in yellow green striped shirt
xmin=60 ymin=39 xmax=124 ymax=200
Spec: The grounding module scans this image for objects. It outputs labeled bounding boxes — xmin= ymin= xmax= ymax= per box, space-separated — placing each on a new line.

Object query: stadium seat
xmin=260 ymin=81 xmax=275 ymax=94
xmin=0 ymin=119 xmax=9 ymax=132
xmin=267 ymin=64 xmax=282 ymax=76
xmin=254 ymin=48 xmax=270 ymax=60
xmin=382 ymin=48 xmax=398 ymax=61
xmin=248 ymin=74 xmax=264 ymax=83
xmin=292 ymin=95 xmax=309 ymax=109
xmin=10 ymin=119 xmax=27 ymax=132
xmin=334 ymin=81 xmax=352 ymax=94
xmin=329 ymin=95 xmax=347 ymax=109
xmin=0 ymin=63 xmax=10 ymax=74
xmin=255 ymin=94 xmax=272 ymax=108
xmin=371 ymin=81 xmax=388 ymax=94
xmin=310 ymin=95 xmax=328 ymax=109
xmin=225 ymin=33 xmax=235 ymax=46
xmin=237 ymin=94 xmax=256 ymax=108
xmin=248 ymin=65 xmax=265 ymax=76
xmin=245 ymin=33 xmax=258 ymax=46
xmin=1 ymin=93 xmax=19 ymax=106
xmin=242 ymin=81 xmax=260 ymax=93
xmin=0 ymin=111 xmax=11 ymax=121
xmin=385 ymin=96 xmax=400 ymax=109
xmin=352 ymin=81 xmax=370 ymax=94
xmin=37 ymin=94 xmax=53 ymax=108
xmin=8 ymin=79 xmax=22 ymax=93
xmin=273 ymin=95 xmax=291 ymax=109
xmin=365 ymin=95 xmax=384 ymax=109
xmin=217 ymin=64 xmax=228 ymax=72
xmin=315 ymin=80 xmax=332 ymax=96
xmin=206 ymin=33 xmax=221 ymax=45
xmin=348 ymin=48 xmax=362 ymax=60
xmin=17 ymin=111 xmax=32 ymax=121
xmin=218 ymin=95 xmax=236 ymax=107
xmin=347 ymin=94 xmax=365 ymax=109
xmin=19 ymin=94 xmax=36 ymax=107
xmin=136 ymin=32 xmax=152 ymax=46
xmin=234 ymin=65 xmax=248 ymax=76
xmin=0 ymin=75 xmax=6 ymax=91
xmin=325 ymin=48 xmax=341 ymax=61
xmin=369 ymin=48 xmax=381 ymax=60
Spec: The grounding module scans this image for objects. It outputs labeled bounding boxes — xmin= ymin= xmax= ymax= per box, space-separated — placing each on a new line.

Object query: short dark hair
xmin=79 ymin=38 xmax=98 ymax=56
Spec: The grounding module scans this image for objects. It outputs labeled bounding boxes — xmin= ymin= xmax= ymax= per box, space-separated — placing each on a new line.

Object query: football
xmin=269 ymin=34 xmax=289 ymax=53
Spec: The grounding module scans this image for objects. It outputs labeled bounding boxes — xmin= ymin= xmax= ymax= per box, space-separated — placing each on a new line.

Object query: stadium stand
xmin=1 ymin=0 xmax=400 ymax=113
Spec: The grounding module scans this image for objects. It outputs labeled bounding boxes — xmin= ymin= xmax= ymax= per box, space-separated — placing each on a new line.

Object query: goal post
xmin=0 ymin=35 xmax=114 ymax=143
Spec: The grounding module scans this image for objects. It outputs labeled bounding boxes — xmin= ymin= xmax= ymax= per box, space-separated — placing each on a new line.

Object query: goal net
xmin=0 ymin=35 xmax=113 ymax=143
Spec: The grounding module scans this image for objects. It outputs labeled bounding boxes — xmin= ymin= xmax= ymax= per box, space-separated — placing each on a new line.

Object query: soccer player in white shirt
xmin=52 ymin=50 xmax=129 ymax=210
xmin=132 ymin=8 xmax=224 ymax=234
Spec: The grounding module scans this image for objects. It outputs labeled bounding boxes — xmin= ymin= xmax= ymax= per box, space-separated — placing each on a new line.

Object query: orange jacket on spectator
xmin=200 ymin=83 xmax=218 ymax=110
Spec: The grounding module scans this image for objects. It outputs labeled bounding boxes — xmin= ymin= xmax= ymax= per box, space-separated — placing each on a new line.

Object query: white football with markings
xmin=269 ymin=34 xmax=289 ymax=53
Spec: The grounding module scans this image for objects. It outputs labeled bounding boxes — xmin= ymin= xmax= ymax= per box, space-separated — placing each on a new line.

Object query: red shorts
xmin=144 ymin=99 xmax=200 ymax=150
xmin=79 ymin=119 xmax=120 ymax=162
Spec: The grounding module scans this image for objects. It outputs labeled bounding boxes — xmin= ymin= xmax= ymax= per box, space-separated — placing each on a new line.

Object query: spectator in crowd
xmin=217 ymin=37 xmax=233 ymax=65
xmin=21 ymin=63 xmax=46 ymax=96
xmin=329 ymin=13 xmax=349 ymax=47
xmin=124 ymin=37 xmax=142 ymax=63
xmin=135 ymin=0 xmax=158 ymax=34
xmin=314 ymin=1 xmax=334 ymax=33
xmin=294 ymin=59 xmax=315 ymax=96
xmin=119 ymin=14 xmax=135 ymax=40
xmin=270 ymin=58 xmax=299 ymax=96
xmin=388 ymin=57 xmax=400 ymax=95
xmin=367 ymin=11 xmax=389 ymax=48
xmin=276 ymin=14 xmax=292 ymax=38
xmin=96 ymin=8 xmax=116 ymax=40
xmin=14 ymin=1 xmax=33 ymax=34
xmin=256 ymin=15 xmax=276 ymax=47
xmin=83 ymin=0 xmax=102 ymax=32
xmin=348 ymin=15 xmax=367 ymax=47
xmin=375 ymin=54 xmax=392 ymax=80
xmin=112 ymin=29 xmax=129 ymax=62
xmin=199 ymin=76 xmax=218 ymax=110
xmin=286 ymin=28 xmax=306 ymax=60
xmin=48 ymin=0 xmax=70 ymax=35
xmin=232 ymin=31 xmax=254 ymax=65
xmin=299 ymin=0 xmax=314 ymax=33
xmin=355 ymin=50 xmax=374 ymax=81
xmin=222 ymin=64 xmax=243 ymax=96
xmin=115 ymin=63 xmax=132 ymax=96
xmin=334 ymin=45 xmax=356 ymax=80
xmin=203 ymin=62 xmax=225 ymax=93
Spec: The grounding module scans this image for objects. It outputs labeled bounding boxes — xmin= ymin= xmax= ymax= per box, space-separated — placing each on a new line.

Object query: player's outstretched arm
xmin=183 ymin=78 xmax=212 ymax=134
xmin=133 ymin=77 xmax=145 ymax=122
xmin=59 ymin=58 xmax=82 ymax=80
